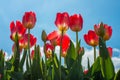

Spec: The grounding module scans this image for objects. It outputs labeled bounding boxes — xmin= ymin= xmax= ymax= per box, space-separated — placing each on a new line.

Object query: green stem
xmin=76 ymin=31 xmax=78 ymax=53
xmin=44 ymin=42 xmax=47 ymax=80
xmin=28 ymin=29 xmax=32 ymax=79
xmin=59 ymin=30 xmax=63 ymax=80
xmin=28 ymin=29 xmax=31 ymax=66
xmin=94 ymin=46 xmax=96 ymax=62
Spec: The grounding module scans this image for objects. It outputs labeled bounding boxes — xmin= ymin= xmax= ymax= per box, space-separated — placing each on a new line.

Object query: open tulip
xmin=69 ymin=14 xmax=83 ymax=32
xmin=19 ymin=34 xmax=37 ymax=49
xmin=10 ymin=21 xmax=26 ymax=41
xmin=55 ymin=12 xmax=69 ymax=32
xmin=22 ymin=11 xmax=36 ymax=29
xmin=84 ymin=30 xmax=99 ymax=47
xmin=45 ymin=43 xmax=54 ymax=58
xmin=94 ymin=23 xmax=112 ymax=41
xmin=47 ymin=30 xmax=70 ymax=57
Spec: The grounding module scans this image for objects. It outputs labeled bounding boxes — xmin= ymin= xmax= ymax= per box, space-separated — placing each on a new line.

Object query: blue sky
xmin=0 ymin=0 xmax=120 ymax=57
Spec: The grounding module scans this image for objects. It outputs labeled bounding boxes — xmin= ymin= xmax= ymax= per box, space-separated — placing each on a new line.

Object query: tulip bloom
xmin=84 ymin=30 xmax=99 ymax=47
xmin=69 ymin=14 xmax=83 ymax=32
xmin=55 ymin=12 xmax=69 ymax=32
xmin=84 ymin=70 xmax=88 ymax=75
xmin=31 ymin=50 xmax=35 ymax=59
xmin=10 ymin=21 xmax=26 ymax=41
xmin=47 ymin=30 xmax=70 ymax=57
xmin=19 ymin=34 xmax=37 ymax=49
xmin=107 ymin=47 xmax=112 ymax=57
xmin=94 ymin=23 xmax=112 ymax=41
xmin=45 ymin=43 xmax=54 ymax=58
xmin=22 ymin=11 xmax=36 ymax=29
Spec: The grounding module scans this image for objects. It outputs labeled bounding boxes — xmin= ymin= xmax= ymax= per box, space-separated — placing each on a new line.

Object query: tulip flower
xmin=69 ymin=14 xmax=83 ymax=32
xmin=107 ymin=47 xmax=112 ymax=57
xmin=84 ymin=30 xmax=99 ymax=61
xmin=84 ymin=30 xmax=99 ymax=47
xmin=10 ymin=21 xmax=26 ymax=41
xmin=19 ymin=34 xmax=37 ymax=49
xmin=22 ymin=11 xmax=36 ymax=29
xmin=94 ymin=23 xmax=112 ymax=41
xmin=55 ymin=12 xmax=69 ymax=32
xmin=84 ymin=70 xmax=88 ymax=75
xmin=45 ymin=43 xmax=54 ymax=58
xmin=47 ymin=30 xmax=70 ymax=57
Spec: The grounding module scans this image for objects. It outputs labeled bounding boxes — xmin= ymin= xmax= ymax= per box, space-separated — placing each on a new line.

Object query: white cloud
xmin=113 ymin=48 xmax=120 ymax=53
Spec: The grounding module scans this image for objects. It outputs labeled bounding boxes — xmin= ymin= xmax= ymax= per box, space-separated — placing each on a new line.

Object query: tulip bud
xmin=41 ymin=30 xmax=47 ymax=42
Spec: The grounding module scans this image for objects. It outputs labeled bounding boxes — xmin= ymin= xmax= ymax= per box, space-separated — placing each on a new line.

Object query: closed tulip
xmin=22 ymin=11 xmax=36 ymax=29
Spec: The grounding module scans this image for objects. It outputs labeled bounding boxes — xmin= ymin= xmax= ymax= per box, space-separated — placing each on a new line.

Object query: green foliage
xmin=0 ymin=31 xmax=118 ymax=80
xmin=99 ymin=37 xmax=115 ymax=80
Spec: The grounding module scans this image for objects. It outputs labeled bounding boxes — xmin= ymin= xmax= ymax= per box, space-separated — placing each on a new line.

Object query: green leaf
xmin=91 ymin=57 xmax=101 ymax=75
xmin=67 ymin=40 xmax=76 ymax=60
xmin=99 ymin=37 xmax=115 ymax=80
xmin=65 ymin=40 xmax=76 ymax=69
xmin=31 ymin=45 xmax=43 ymax=79
xmin=10 ymin=71 xmax=23 ymax=80
xmin=20 ymin=49 xmax=27 ymax=71
xmin=13 ymin=33 xmax=20 ymax=72
xmin=87 ymin=58 xmax=90 ymax=70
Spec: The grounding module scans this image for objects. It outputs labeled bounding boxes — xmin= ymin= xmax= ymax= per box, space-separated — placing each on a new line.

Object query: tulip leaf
xmin=91 ymin=57 xmax=101 ymax=75
xmin=65 ymin=40 xmax=76 ymax=69
xmin=99 ymin=37 xmax=115 ymax=80
xmin=31 ymin=45 xmax=43 ymax=79
xmin=20 ymin=49 xmax=27 ymax=72
xmin=67 ymin=40 xmax=76 ymax=60
xmin=10 ymin=71 xmax=23 ymax=80
xmin=87 ymin=57 xmax=90 ymax=70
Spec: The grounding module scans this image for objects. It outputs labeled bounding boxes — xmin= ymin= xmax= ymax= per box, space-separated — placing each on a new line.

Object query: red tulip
xmin=84 ymin=30 xmax=99 ymax=47
xmin=84 ymin=70 xmax=88 ymax=75
xmin=47 ymin=30 xmax=70 ymax=57
xmin=55 ymin=12 xmax=69 ymax=32
xmin=31 ymin=50 xmax=35 ymax=59
xmin=94 ymin=23 xmax=112 ymax=41
xmin=107 ymin=47 xmax=112 ymax=57
xmin=10 ymin=21 xmax=26 ymax=41
xmin=69 ymin=14 xmax=83 ymax=32
xmin=45 ymin=43 xmax=54 ymax=58
xmin=19 ymin=34 xmax=37 ymax=49
xmin=22 ymin=11 xmax=36 ymax=29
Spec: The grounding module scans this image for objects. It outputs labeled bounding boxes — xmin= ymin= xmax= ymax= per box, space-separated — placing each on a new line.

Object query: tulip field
xmin=0 ymin=11 xmax=120 ymax=80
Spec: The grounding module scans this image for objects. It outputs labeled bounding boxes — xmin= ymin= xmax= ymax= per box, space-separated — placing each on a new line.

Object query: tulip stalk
xmin=44 ymin=42 xmax=47 ymax=80
xmin=59 ymin=30 xmax=64 ymax=80
xmin=28 ymin=29 xmax=32 ymax=66
xmin=76 ymin=31 xmax=79 ymax=53
xmin=94 ymin=46 xmax=96 ymax=62
xmin=28 ymin=29 xmax=32 ymax=79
